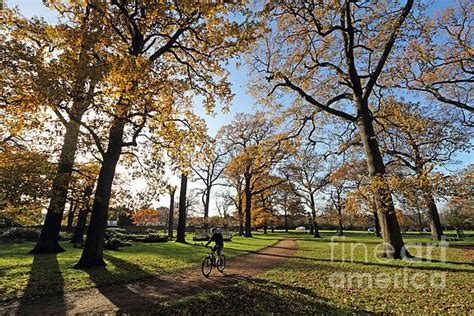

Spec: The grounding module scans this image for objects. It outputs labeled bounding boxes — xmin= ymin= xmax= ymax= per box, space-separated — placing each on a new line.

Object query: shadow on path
xmin=17 ymin=254 xmax=66 ymax=315
xmin=78 ymin=254 xmax=158 ymax=313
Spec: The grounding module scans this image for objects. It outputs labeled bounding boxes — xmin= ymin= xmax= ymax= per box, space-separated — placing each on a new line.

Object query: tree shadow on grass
xmin=295 ymin=239 xmax=474 ymax=268
xmin=156 ymin=276 xmax=364 ymax=315
xmin=78 ymin=253 xmax=158 ymax=313
xmin=17 ymin=254 xmax=66 ymax=315
xmin=245 ymin=251 xmax=474 ymax=273
xmin=410 ymin=257 xmax=474 ymax=267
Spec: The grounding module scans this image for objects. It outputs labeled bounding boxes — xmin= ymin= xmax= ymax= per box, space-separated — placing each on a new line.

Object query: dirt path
xmin=0 ymin=238 xmax=297 ymax=315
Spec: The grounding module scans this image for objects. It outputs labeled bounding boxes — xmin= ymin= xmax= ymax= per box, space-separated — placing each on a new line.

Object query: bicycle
xmin=201 ymin=246 xmax=226 ymax=277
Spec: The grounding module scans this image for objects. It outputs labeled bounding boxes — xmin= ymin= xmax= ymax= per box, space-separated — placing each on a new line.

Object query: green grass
xmin=0 ymin=233 xmax=280 ymax=302
xmin=159 ymin=231 xmax=474 ymax=314
xmin=1 ymin=230 xmax=473 ymax=313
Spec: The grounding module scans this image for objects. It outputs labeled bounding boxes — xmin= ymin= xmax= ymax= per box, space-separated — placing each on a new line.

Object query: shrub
xmin=58 ymin=232 xmax=72 ymax=241
xmin=143 ymin=234 xmax=168 ymax=243
xmin=107 ymin=227 xmax=127 ymax=235
xmin=145 ymin=229 xmax=159 ymax=234
xmin=102 ymin=229 xmax=168 ymax=243
xmin=104 ymin=238 xmax=130 ymax=250
xmin=106 ymin=228 xmax=128 ymax=240
xmin=0 ymin=228 xmax=40 ymax=243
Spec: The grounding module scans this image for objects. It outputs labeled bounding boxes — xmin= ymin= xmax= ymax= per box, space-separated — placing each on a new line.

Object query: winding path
xmin=0 ymin=238 xmax=297 ymax=315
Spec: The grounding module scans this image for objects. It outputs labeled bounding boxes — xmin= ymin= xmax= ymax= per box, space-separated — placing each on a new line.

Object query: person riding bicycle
xmin=205 ymin=227 xmax=224 ymax=259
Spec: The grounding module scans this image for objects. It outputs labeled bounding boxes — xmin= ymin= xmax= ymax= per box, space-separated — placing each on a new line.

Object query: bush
xmin=0 ymin=228 xmax=40 ymax=243
xmin=107 ymin=227 xmax=127 ymax=235
xmin=102 ymin=228 xmax=168 ymax=243
xmin=104 ymin=238 xmax=130 ymax=250
xmin=143 ymin=233 xmax=168 ymax=243
xmin=145 ymin=229 xmax=159 ymax=234
xmin=58 ymin=232 xmax=72 ymax=241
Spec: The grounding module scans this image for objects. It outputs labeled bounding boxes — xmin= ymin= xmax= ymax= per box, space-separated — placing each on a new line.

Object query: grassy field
xmin=0 ymin=233 xmax=280 ymax=302
xmin=1 ymin=230 xmax=473 ymax=314
xmin=160 ymin=231 xmax=474 ymax=314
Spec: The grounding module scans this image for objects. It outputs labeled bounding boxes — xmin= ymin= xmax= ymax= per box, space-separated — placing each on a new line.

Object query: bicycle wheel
xmin=217 ymin=254 xmax=226 ymax=273
xmin=201 ymin=256 xmax=212 ymax=277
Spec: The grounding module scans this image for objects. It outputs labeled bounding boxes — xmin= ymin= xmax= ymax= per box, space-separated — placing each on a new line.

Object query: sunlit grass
xmin=0 ymin=233 xmax=280 ymax=302
xmin=159 ymin=231 xmax=474 ymax=314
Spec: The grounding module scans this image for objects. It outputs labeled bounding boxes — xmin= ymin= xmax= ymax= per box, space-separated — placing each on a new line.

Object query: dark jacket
xmin=207 ymin=232 xmax=224 ymax=247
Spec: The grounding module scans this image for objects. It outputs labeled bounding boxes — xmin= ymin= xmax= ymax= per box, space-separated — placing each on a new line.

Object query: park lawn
xmin=0 ymin=233 xmax=280 ymax=302
xmin=159 ymin=232 xmax=474 ymax=314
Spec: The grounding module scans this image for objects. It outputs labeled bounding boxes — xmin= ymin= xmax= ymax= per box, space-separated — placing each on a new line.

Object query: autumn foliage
xmin=131 ymin=208 xmax=159 ymax=226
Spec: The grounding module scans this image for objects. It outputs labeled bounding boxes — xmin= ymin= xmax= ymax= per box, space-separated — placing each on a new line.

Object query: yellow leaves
xmin=0 ymin=203 xmax=44 ymax=227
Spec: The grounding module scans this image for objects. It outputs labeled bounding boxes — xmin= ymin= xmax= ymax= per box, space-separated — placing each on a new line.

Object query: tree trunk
xmin=75 ymin=120 xmax=125 ymax=268
xmin=176 ymin=174 xmax=188 ymax=243
xmin=374 ymin=211 xmax=381 ymax=238
xmin=31 ymin=19 xmax=96 ymax=253
xmin=263 ymin=222 xmax=268 ymax=234
xmin=66 ymin=202 xmax=75 ymax=232
xmin=168 ymin=190 xmax=175 ymax=238
xmin=244 ymin=172 xmax=253 ymax=238
xmin=203 ymin=186 xmax=211 ymax=229
xmin=424 ymin=193 xmax=444 ymax=240
xmin=416 ymin=208 xmax=424 ymax=231
xmin=31 ymin=118 xmax=83 ymax=254
xmin=71 ymin=208 xmax=88 ymax=246
xmin=310 ymin=194 xmax=321 ymax=238
xmin=238 ymin=205 xmax=244 ymax=236
xmin=71 ymin=186 xmax=93 ymax=246
xmin=284 ymin=209 xmax=289 ymax=232
xmin=356 ymin=101 xmax=407 ymax=259
xmin=337 ymin=207 xmax=344 ymax=236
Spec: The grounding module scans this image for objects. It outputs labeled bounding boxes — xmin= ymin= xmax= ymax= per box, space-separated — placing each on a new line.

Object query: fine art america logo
xmin=327 ymin=236 xmax=448 ymax=289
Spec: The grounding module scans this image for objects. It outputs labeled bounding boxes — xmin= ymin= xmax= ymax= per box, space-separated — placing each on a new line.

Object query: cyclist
xmin=205 ymin=227 xmax=224 ymax=262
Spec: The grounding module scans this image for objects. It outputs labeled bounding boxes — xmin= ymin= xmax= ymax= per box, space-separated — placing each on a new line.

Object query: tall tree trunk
xmin=168 ymin=189 xmax=175 ymax=238
xmin=310 ymin=193 xmax=321 ymax=238
xmin=370 ymin=197 xmax=381 ymax=237
xmin=203 ymin=186 xmax=211 ymax=229
xmin=373 ymin=211 xmax=381 ymax=238
xmin=416 ymin=208 xmax=424 ymax=231
xmin=75 ymin=120 xmax=125 ymax=268
xmin=337 ymin=207 xmax=344 ymax=236
xmin=71 ymin=208 xmax=88 ymax=246
xmin=31 ymin=13 xmax=96 ymax=253
xmin=356 ymin=102 xmax=407 ymax=258
xmin=424 ymin=193 xmax=444 ymax=240
xmin=284 ymin=209 xmax=289 ymax=232
xmin=244 ymin=172 xmax=253 ymax=238
xmin=263 ymin=222 xmax=268 ymax=234
xmin=31 ymin=117 xmax=83 ymax=254
xmin=66 ymin=202 xmax=75 ymax=232
xmin=71 ymin=186 xmax=92 ymax=246
xmin=238 ymin=207 xmax=244 ymax=236
xmin=176 ymin=174 xmax=188 ymax=243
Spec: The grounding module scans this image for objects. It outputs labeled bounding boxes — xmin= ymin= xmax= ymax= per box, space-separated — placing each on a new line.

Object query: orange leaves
xmin=131 ymin=208 xmax=159 ymax=226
